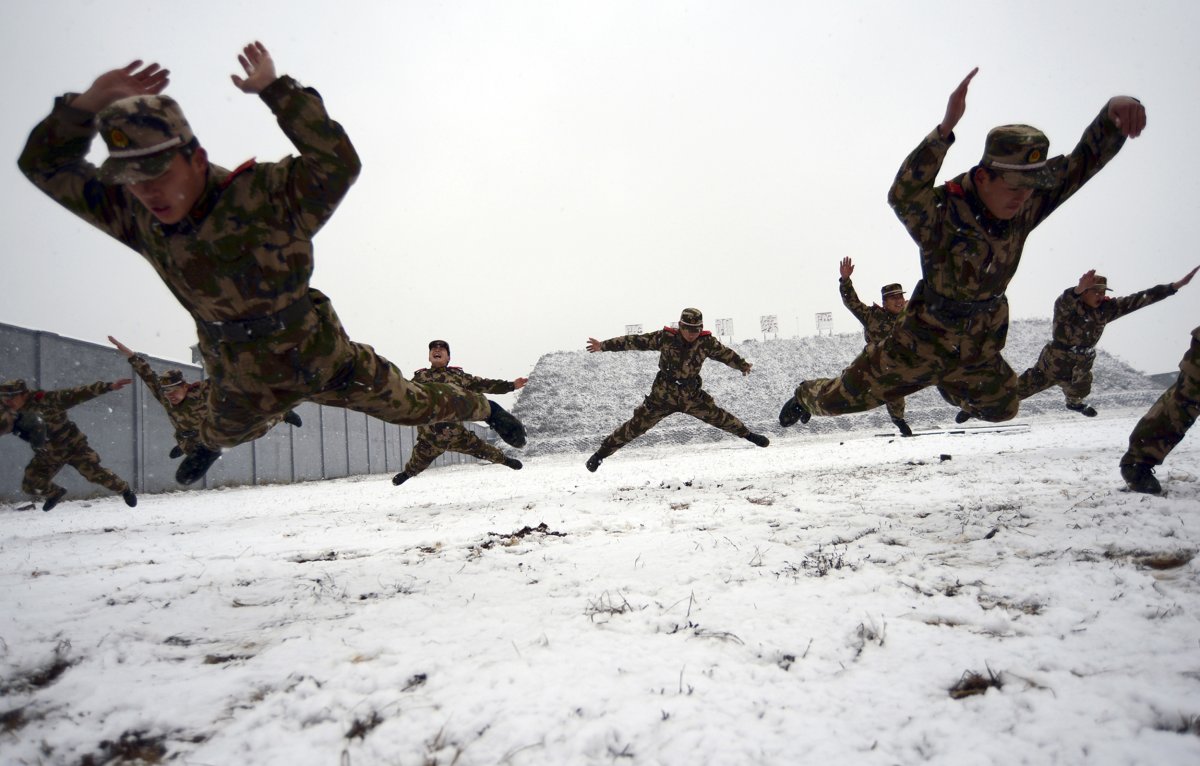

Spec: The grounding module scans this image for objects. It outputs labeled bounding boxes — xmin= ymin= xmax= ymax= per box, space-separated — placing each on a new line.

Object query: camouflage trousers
xmin=1016 ymin=345 xmax=1094 ymax=405
xmin=22 ymin=435 xmax=129 ymax=498
xmin=197 ymin=290 xmax=491 ymax=449
xmin=1121 ymin=328 xmax=1200 ymax=467
xmin=403 ymin=423 xmax=508 ymax=476
xmin=597 ymin=385 xmax=751 ymax=456
xmin=795 ymin=313 xmax=1018 ymax=422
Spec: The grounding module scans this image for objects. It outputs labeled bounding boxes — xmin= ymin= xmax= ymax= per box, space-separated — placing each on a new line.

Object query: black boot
xmin=744 ymin=433 xmax=770 ymax=447
xmin=778 ymin=397 xmax=811 ymax=427
xmin=1120 ymin=463 xmax=1161 ymax=495
xmin=392 ymin=471 xmax=410 ymax=486
xmin=176 ymin=444 xmax=221 ymax=485
xmin=1066 ymin=402 xmax=1098 ymax=417
xmin=503 ymin=458 xmax=523 ymax=470
xmin=954 ymin=410 xmax=972 ymax=424
xmin=283 ymin=410 xmax=303 ymax=427
xmin=169 ymin=445 xmax=184 ymax=459
xmin=41 ymin=487 xmax=67 ymax=512
xmin=892 ymin=417 xmax=913 ymax=437
xmin=122 ymin=489 xmax=138 ymax=507
xmin=485 ymin=401 xmax=527 ymax=448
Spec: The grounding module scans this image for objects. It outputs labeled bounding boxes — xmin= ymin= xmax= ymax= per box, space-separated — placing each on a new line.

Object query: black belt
xmin=917 ymin=280 xmax=1004 ymax=321
xmin=198 ymin=294 xmax=314 ymax=343
xmin=658 ymin=374 xmax=701 ymax=389
xmin=1051 ymin=340 xmax=1096 ymax=356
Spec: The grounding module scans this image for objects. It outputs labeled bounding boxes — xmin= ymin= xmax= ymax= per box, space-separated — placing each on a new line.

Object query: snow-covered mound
xmin=514 ymin=319 xmax=1165 ymax=455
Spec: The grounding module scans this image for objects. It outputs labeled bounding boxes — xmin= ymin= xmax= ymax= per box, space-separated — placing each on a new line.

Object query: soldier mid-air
xmin=107 ymin=335 xmax=301 ymax=460
xmin=584 ymin=308 xmax=769 ymax=472
xmin=1011 ymin=266 xmax=1197 ymax=419
xmin=1 ymin=378 xmax=138 ymax=511
xmin=837 ymin=257 xmax=912 ymax=436
xmin=392 ymin=340 xmax=528 ymax=486
xmin=1119 ymin=326 xmax=1200 ymax=495
xmin=779 ymin=68 xmax=1148 ymax=431
xmin=19 ymin=42 xmax=525 ymax=487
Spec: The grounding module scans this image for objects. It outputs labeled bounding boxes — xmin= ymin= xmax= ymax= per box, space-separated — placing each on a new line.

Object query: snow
xmin=3 ymin=409 xmax=1198 ymax=765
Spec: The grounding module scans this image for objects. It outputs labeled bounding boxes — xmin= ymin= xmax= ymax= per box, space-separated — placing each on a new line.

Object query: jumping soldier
xmin=780 ymin=68 xmax=1147 ymax=430
xmin=1 ymin=378 xmax=138 ymax=511
xmin=391 ymin=340 xmax=528 ymax=486
xmin=19 ymin=42 xmax=525 ymax=487
xmin=1012 ymin=266 xmax=1198 ymax=418
xmin=838 ymin=256 xmax=912 ymax=436
xmin=1119 ymin=326 xmax=1200 ymax=495
xmin=584 ymin=308 xmax=768 ymax=472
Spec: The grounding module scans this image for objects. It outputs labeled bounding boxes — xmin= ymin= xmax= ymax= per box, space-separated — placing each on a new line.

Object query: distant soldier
xmin=19 ymin=42 xmax=525 ymax=487
xmin=392 ymin=340 xmax=527 ymax=486
xmin=0 ymin=378 xmax=138 ymax=511
xmin=584 ymin=308 xmax=768 ymax=472
xmin=107 ymin=336 xmax=301 ymax=460
xmin=780 ymin=68 xmax=1147 ymax=430
xmin=1119 ymin=326 xmax=1200 ymax=494
xmin=838 ymin=257 xmax=912 ymax=436
xmin=1013 ymin=267 xmax=1198 ymax=418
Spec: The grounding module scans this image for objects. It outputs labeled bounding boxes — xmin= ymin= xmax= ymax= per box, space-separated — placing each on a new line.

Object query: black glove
xmin=13 ymin=411 xmax=48 ymax=449
xmin=169 ymin=445 xmax=184 ymax=459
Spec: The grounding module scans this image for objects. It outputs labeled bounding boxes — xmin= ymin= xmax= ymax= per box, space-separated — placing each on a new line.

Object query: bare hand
xmin=742 ymin=364 xmax=753 ymax=377
xmin=1075 ymin=269 xmax=1098 ymax=295
xmin=1173 ymin=265 xmax=1200 ymax=290
xmin=586 ymin=338 xmax=602 ymax=353
xmin=72 ymin=61 xmax=170 ymax=114
xmin=110 ymin=378 xmax=133 ymax=391
xmin=839 ymin=257 xmax=854 ymax=280
xmin=1107 ymin=96 xmax=1147 ymax=138
xmin=107 ymin=335 xmax=134 ymax=359
xmin=231 ymin=41 xmax=277 ymax=94
xmin=513 ymin=377 xmax=529 ymax=389
xmin=939 ymin=67 xmax=978 ymax=140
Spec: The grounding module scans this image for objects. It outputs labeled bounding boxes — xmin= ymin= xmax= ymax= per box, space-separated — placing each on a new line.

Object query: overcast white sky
xmin=3 ymin=0 xmax=1198 ymax=383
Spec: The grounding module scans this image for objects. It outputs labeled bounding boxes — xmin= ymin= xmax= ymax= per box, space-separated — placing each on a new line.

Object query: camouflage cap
xmin=1087 ymin=275 xmax=1114 ymax=293
xmin=428 ymin=339 xmax=451 ymax=354
xmin=0 ymin=379 xmax=29 ymax=396
xmin=981 ymin=124 xmax=1060 ymax=190
xmin=95 ymin=95 xmax=196 ymax=185
xmin=881 ymin=283 xmax=905 ymax=299
xmin=679 ymin=308 xmax=703 ymax=329
xmin=159 ymin=370 xmax=186 ymax=389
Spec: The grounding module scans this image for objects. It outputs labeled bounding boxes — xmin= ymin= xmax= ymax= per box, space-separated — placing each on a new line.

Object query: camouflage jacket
xmin=600 ymin=328 xmax=750 ymax=389
xmin=412 ymin=366 xmax=515 ymax=395
xmin=17 ymin=382 xmax=114 ymax=451
xmin=888 ymin=107 xmax=1127 ymax=323
xmin=0 ymin=408 xmax=14 ymax=437
xmin=1050 ymin=283 xmax=1176 ymax=350
xmin=19 ymin=75 xmax=360 ymax=326
xmin=840 ymin=277 xmax=900 ymax=345
xmin=1180 ymin=326 xmax=1200 ymax=402
xmin=128 ymin=354 xmax=210 ymax=442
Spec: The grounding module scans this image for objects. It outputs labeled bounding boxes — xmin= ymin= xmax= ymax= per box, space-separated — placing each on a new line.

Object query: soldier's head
xmin=0 ymin=379 xmax=30 ymax=411
xmin=972 ymin=125 xmax=1060 ymax=220
xmin=160 ymin=370 xmax=189 ymax=405
xmin=96 ymin=95 xmax=209 ymax=225
xmin=1080 ymin=275 xmax=1112 ymax=309
xmin=679 ymin=308 xmax=703 ymax=343
xmin=428 ymin=340 xmax=451 ymax=368
xmin=881 ymin=283 xmax=906 ymax=315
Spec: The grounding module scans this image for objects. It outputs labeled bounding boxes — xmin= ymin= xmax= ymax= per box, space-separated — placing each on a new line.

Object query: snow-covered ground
xmin=2 ymin=409 xmax=1198 ymax=765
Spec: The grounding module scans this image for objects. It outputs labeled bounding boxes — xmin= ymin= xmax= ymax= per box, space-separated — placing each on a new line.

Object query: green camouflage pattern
xmin=20 ymin=76 xmax=491 ymax=449
xmin=400 ymin=366 xmax=516 ymax=477
xmin=840 ymin=277 xmax=906 ymax=420
xmin=1017 ymin=283 xmax=1176 ymax=404
xmin=793 ymin=106 xmax=1129 ymax=423
xmin=128 ymin=354 xmax=211 ymax=454
xmin=95 ymin=95 xmax=196 ymax=184
xmin=594 ymin=327 xmax=753 ymax=456
xmin=9 ymin=382 xmax=130 ymax=499
xmin=1122 ymin=326 xmax=1200 ymax=467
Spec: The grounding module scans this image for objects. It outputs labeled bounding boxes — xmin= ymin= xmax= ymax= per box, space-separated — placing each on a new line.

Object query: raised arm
xmin=589 ymin=330 xmax=665 ymax=353
xmin=838 ymin=258 xmax=871 ymax=326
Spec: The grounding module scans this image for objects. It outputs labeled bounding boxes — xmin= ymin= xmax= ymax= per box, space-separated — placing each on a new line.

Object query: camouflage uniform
xmin=4 ymin=381 xmax=131 ymax=501
xmin=592 ymin=323 xmax=755 ymax=459
xmin=840 ymin=277 xmax=906 ymax=421
xmin=18 ymin=80 xmax=493 ymax=454
xmin=1017 ymin=280 xmax=1177 ymax=406
xmin=400 ymin=366 xmax=516 ymax=477
xmin=126 ymin=355 xmax=211 ymax=455
xmin=1121 ymin=326 xmax=1200 ymax=470
xmin=792 ymin=110 xmax=1129 ymax=422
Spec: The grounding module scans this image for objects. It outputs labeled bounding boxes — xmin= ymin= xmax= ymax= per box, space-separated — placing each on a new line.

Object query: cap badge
xmin=1026 ymin=148 xmax=1042 ymax=163
xmin=110 ymin=129 xmax=130 ymax=149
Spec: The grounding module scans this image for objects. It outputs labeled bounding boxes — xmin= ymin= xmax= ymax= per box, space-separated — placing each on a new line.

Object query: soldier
xmin=838 ymin=257 xmax=912 ymax=436
xmin=1 ymin=378 xmax=138 ymax=512
xmin=392 ymin=340 xmax=528 ymax=486
xmin=779 ymin=68 xmax=1147 ymax=430
xmin=107 ymin=335 xmax=301 ymax=460
xmin=19 ymin=42 xmax=525 ymax=487
xmin=584 ymin=308 xmax=768 ymax=472
xmin=1120 ymin=326 xmax=1200 ymax=494
xmin=1012 ymin=267 xmax=1197 ymax=418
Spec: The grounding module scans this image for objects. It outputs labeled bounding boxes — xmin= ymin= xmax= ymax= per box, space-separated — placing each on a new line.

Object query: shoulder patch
xmin=663 ymin=326 xmax=677 ymax=335
xmin=699 ymin=330 xmax=712 ymax=337
xmin=945 ymin=181 xmax=965 ymax=198
xmin=220 ymin=159 xmax=258 ymax=190
xmin=33 ymin=391 xmax=46 ymax=401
